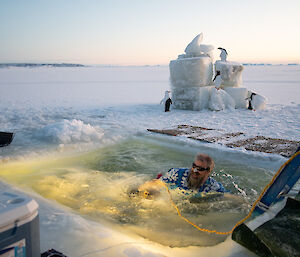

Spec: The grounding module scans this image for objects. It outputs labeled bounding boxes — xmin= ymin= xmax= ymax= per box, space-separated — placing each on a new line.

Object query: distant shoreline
xmin=0 ymin=63 xmax=85 ymax=68
xmin=0 ymin=63 xmax=298 ymax=68
xmin=242 ymin=63 xmax=298 ymax=66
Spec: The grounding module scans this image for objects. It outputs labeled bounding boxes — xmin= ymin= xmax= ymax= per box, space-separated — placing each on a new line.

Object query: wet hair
xmin=194 ymin=153 xmax=215 ymax=171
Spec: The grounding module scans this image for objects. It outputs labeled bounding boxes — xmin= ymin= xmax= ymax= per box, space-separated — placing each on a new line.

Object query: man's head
xmin=187 ymin=153 xmax=215 ymax=189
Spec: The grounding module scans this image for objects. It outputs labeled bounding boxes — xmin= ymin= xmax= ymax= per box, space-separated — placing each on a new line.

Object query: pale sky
xmin=1 ymin=0 xmax=300 ymax=65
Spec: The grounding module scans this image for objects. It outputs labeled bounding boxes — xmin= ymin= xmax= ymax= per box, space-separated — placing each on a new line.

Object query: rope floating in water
xmin=156 ymin=151 xmax=300 ymax=235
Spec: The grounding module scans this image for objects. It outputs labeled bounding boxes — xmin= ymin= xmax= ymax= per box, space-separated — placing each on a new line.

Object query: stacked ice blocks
xmin=169 ymin=33 xmax=266 ymax=111
xmin=215 ymin=61 xmax=244 ymax=88
xmin=170 ymin=55 xmax=213 ymax=111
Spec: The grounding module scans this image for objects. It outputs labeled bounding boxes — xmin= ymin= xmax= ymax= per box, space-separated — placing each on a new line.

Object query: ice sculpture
xmin=169 ymin=33 xmax=266 ymax=111
xmin=184 ymin=33 xmax=214 ymax=58
xmin=215 ymin=60 xmax=244 ymax=88
xmin=169 ymin=33 xmax=214 ymax=111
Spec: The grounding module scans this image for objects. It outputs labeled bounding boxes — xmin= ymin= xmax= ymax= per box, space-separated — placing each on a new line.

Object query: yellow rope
xmin=157 ymin=151 xmax=300 ymax=235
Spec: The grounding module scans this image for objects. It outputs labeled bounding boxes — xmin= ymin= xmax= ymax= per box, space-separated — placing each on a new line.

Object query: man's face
xmin=189 ymin=159 xmax=211 ymax=188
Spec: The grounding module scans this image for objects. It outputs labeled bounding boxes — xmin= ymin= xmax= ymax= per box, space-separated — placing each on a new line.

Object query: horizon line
xmin=0 ymin=62 xmax=299 ymax=67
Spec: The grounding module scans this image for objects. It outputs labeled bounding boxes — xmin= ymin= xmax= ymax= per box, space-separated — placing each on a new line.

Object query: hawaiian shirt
xmin=160 ymin=168 xmax=227 ymax=193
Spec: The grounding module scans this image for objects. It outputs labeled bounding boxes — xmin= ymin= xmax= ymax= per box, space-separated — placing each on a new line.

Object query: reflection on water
xmin=0 ymin=138 xmax=273 ymax=247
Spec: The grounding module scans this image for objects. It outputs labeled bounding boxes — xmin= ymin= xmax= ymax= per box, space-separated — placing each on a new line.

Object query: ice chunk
xmin=215 ymin=61 xmax=244 ymax=87
xmin=38 ymin=119 xmax=104 ymax=143
xmin=208 ymin=88 xmax=235 ymax=111
xmin=172 ymin=87 xmax=200 ymax=101
xmin=198 ymin=86 xmax=212 ymax=109
xmin=214 ymin=74 xmax=222 ymax=89
xmin=173 ymin=99 xmax=207 ymax=111
xmin=172 ymin=86 xmax=212 ymax=110
xmin=248 ymin=92 xmax=267 ymax=110
xmin=184 ymin=33 xmax=203 ymax=56
xmin=200 ymin=44 xmax=215 ymax=59
xmin=169 ymin=56 xmax=213 ymax=88
xmin=184 ymin=33 xmax=214 ymax=58
xmin=224 ymin=87 xmax=248 ymax=108
xmin=199 ymin=44 xmax=214 ymax=53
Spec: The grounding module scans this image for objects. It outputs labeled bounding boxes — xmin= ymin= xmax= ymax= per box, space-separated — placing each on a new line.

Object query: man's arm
xmin=138 ymin=179 xmax=162 ymax=192
xmin=134 ymin=169 xmax=178 ymax=198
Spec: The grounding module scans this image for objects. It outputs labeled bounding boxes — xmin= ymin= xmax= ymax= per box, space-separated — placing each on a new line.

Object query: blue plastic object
xmin=254 ymin=149 xmax=300 ymax=214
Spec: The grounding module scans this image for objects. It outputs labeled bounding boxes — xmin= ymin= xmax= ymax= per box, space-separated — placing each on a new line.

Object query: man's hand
xmin=128 ymin=179 xmax=163 ymax=199
xmin=138 ymin=179 xmax=162 ymax=192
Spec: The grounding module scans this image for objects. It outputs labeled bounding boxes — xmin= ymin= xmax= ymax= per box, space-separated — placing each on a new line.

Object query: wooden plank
xmin=147 ymin=125 xmax=300 ymax=157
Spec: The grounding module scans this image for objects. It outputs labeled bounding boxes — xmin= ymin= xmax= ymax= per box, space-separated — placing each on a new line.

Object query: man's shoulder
xmin=167 ymin=168 xmax=189 ymax=174
xmin=202 ymin=177 xmax=227 ymax=193
xmin=161 ymin=168 xmax=189 ymax=183
xmin=206 ymin=177 xmax=218 ymax=184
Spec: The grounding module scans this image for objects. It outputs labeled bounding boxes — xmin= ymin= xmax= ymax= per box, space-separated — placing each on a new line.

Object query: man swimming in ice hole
xmin=134 ymin=153 xmax=233 ymax=200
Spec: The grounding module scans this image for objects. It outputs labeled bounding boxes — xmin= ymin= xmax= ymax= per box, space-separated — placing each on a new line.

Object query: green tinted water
xmin=0 ymin=138 xmax=273 ymax=247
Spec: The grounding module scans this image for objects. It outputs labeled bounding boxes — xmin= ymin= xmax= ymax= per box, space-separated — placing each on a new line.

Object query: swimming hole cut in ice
xmin=0 ymin=138 xmax=272 ymax=247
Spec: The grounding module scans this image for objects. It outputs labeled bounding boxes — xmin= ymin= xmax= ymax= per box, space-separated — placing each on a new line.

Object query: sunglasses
xmin=192 ymin=162 xmax=210 ymax=173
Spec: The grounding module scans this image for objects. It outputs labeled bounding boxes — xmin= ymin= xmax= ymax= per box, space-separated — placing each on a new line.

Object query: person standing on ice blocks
xmin=160 ymin=90 xmax=172 ymax=112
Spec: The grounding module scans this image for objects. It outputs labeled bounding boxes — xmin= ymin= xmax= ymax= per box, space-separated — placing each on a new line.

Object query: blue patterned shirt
xmin=161 ymin=168 xmax=226 ymax=193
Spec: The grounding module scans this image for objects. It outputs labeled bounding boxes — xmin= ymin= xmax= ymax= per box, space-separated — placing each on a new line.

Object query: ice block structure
xmin=169 ymin=33 xmax=214 ymax=110
xmin=215 ymin=61 xmax=244 ymax=88
xmin=214 ymin=61 xmax=267 ymax=109
xmin=169 ymin=33 xmax=267 ymax=111
xmin=213 ymin=58 xmax=249 ymax=108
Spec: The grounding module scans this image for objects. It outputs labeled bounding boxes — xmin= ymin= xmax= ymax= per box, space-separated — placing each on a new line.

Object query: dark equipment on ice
xmin=0 ymin=132 xmax=14 ymax=147
xmin=232 ymin=147 xmax=300 ymax=257
xmin=41 ymin=248 xmax=68 ymax=257
xmin=232 ymin=197 xmax=300 ymax=257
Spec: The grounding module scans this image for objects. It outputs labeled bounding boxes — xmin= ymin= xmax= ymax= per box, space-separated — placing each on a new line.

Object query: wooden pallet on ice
xmin=147 ymin=125 xmax=300 ymax=158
